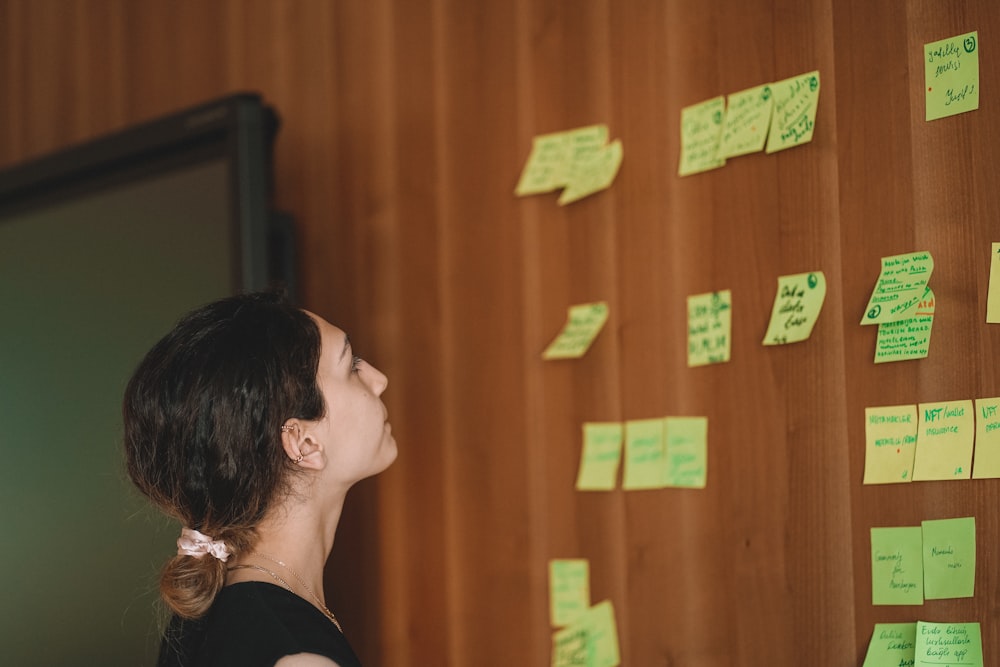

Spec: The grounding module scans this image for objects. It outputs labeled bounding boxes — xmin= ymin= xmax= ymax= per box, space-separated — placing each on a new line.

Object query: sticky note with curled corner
xmin=765 ymin=70 xmax=820 ymax=154
xmin=558 ymin=139 xmax=624 ymax=206
xmin=515 ymin=124 xmax=609 ymax=196
xmin=762 ymin=271 xmax=826 ymax=345
xmin=551 ymin=601 xmax=620 ymax=667
xmin=860 ymin=251 xmax=934 ymax=325
xmin=543 ymin=302 xmax=610 ymax=360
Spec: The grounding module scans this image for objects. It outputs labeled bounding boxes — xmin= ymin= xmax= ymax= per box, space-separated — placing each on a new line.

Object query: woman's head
xmin=123 ymin=291 xmax=325 ymax=617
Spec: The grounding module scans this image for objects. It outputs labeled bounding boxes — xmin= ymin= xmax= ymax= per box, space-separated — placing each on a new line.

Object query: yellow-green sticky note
xmin=871 ymin=526 xmax=924 ymax=605
xmin=972 ymin=397 xmax=1000 ymax=479
xmin=874 ymin=286 xmax=935 ymax=363
xmin=860 ymin=251 xmax=935 ymax=325
xmin=987 ymin=243 xmax=1000 ymax=323
xmin=687 ymin=290 xmax=732 ymax=367
xmin=543 ymin=302 xmax=610 ymax=360
xmin=515 ymin=125 xmax=609 ymax=196
xmin=912 ymin=400 xmax=975 ymax=481
xmin=863 ymin=405 xmax=918 ymax=484
xmin=718 ymin=83 xmax=774 ymax=158
xmin=558 ymin=139 xmax=624 ymax=206
xmin=925 ymin=31 xmax=980 ymax=122
xmin=622 ymin=418 xmax=665 ymax=490
xmin=549 ymin=559 xmax=590 ymax=627
xmin=678 ymin=96 xmax=726 ymax=176
xmin=765 ymin=70 xmax=820 ymax=154
xmin=922 ymin=517 xmax=976 ymax=600
xmin=576 ymin=422 xmax=624 ymax=491
xmin=663 ymin=416 xmax=707 ymax=488
xmin=915 ymin=621 xmax=982 ymax=666
xmin=862 ymin=623 xmax=917 ymax=667
xmin=762 ymin=271 xmax=826 ymax=345
xmin=551 ymin=601 xmax=621 ymax=667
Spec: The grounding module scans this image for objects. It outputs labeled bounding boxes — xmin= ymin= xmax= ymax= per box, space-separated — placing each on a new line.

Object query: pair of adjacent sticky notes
xmin=548 ymin=560 xmax=620 ymax=667
xmin=860 ymin=251 xmax=936 ymax=363
xmin=871 ymin=517 xmax=975 ymax=605
xmin=679 ymin=70 xmax=820 ymax=176
xmin=863 ymin=621 xmax=983 ymax=666
xmin=925 ymin=30 xmax=980 ymax=122
xmin=575 ymin=417 xmax=708 ymax=491
xmin=863 ymin=398 xmax=1000 ymax=484
xmin=515 ymin=124 xmax=624 ymax=205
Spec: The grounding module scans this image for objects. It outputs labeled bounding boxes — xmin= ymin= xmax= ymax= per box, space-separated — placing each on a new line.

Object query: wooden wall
xmin=3 ymin=1 xmax=999 ymax=664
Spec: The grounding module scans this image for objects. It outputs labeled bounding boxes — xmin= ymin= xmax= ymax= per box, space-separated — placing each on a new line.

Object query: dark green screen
xmin=0 ymin=159 xmax=234 ymax=666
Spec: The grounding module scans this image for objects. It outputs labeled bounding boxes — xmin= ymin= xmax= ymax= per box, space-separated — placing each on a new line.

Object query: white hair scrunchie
xmin=176 ymin=527 xmax=232 ymax=562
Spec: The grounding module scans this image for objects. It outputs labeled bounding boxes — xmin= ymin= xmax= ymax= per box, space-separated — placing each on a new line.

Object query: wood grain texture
xmin=3 ymin=0 xmax=999 ymax=663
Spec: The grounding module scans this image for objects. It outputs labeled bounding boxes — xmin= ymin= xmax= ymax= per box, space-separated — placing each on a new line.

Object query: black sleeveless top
xmin=157 ymin=582 xmax=363 ymax=667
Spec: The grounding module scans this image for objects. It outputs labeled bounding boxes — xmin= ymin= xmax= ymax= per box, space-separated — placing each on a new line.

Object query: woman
xmin=123 ymin=292 xmax=396 ymax=667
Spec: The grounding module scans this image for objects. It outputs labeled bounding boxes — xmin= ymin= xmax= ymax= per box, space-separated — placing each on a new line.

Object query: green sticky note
xmin=678 ymin=96 xmax=726 ymax=176
xmin=972 ymin=397 xmax=1000 ymax=478
xmin=576 ymin=422 xmax=624 ymax=491
xmin=863 ymin=404 xmax=918 ymax=484
xmin=871 ymin=526 xmax=924 ymax=605
xmin=862 ymin=623 xmax=917 ymax=667
xmin=922 ymin=517 xmax=976 ymax=600
xmin=860 ymin=251 xmax=935 ymax=325
xmin=987 ymin=243 xmax=1000 ymax=323
xmin=765 ymin=70 xmax=820 ymax=153
xmin=915 ymin=621 xmax=982 ymax=666
xmin=761 ymin=271 xmax=827 ymax=345
xmin=875 ymin=287 xmax=935 ymax=363
xmin=663 ymin=417 xmax=707 ymax=488
xmin=558 ymin=139 xmax=624 ymax=206
xmin=543 ymin=302 xmax=610 ymax=360
xmin=687 ymin=290 xmax=732 ymax=367
xmin=912 ymin=400 xmax=975 ymax=481
xmin=622 ymin=418 xmax=665 ymax=490
xmin=551 ymin=600 xmax=621 ymax=667
xmin=515 ymin=125 xmax=609 ymax=196
xmin=549 ymin=559 xmax=590 ymax=627
xmin=718 ymin=83 xmax=774 ymax=158
xmin=925 ymin=31 xmax=980 ymax=122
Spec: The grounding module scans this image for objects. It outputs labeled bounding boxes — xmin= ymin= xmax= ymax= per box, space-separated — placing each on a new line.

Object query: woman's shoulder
xmin=274 ymin=654 xmax=342 ymax=667
xmin=158 ymin=582 xmax=361 ymax=667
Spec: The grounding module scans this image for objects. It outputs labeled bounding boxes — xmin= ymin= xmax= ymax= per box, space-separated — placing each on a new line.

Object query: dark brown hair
xmin=123 ymin=292 xmax=325 ymax=618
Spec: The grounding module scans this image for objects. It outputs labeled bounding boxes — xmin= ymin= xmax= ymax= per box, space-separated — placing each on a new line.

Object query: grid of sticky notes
xmin=679 ymin=70 xmax=820 ymax=177
xmin=860 ymin=251 xmax=936 ymax=363
xmin=548 ymin=559 xmax=620 ymax=667
xmin=515 ymin=124 xmax=623 ymax=206
xmin=575 ymin=417 xmax=707 ymax=491
xmin=863 ymin=398 xmax=1000 ymax=484
xmin=870 ymin=517 xmax=975 ymax=605
xmin=925 ymin=30 xmax=980 ymax=122
xmin=863 ymin=621 xmax=983 ymax=667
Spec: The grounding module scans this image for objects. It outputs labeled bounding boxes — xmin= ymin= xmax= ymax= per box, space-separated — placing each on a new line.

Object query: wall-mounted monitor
xmin=0 ymin=92 xmax=292 ymax=665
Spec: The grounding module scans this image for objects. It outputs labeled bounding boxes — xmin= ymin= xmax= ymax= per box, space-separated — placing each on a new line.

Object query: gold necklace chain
xmin=252 ymin=552 xmax=343 ymax=633
xmin=228 ymin=557 xmax=343 ymax=633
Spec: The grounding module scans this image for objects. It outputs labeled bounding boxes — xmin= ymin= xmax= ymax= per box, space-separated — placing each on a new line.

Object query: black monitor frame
xmin=0 ymin=92 xmax=287 ymax=293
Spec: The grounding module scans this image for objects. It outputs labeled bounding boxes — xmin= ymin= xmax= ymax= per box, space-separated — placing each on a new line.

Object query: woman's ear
xmin=280 ymin=420 xmax=325 ymax=470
